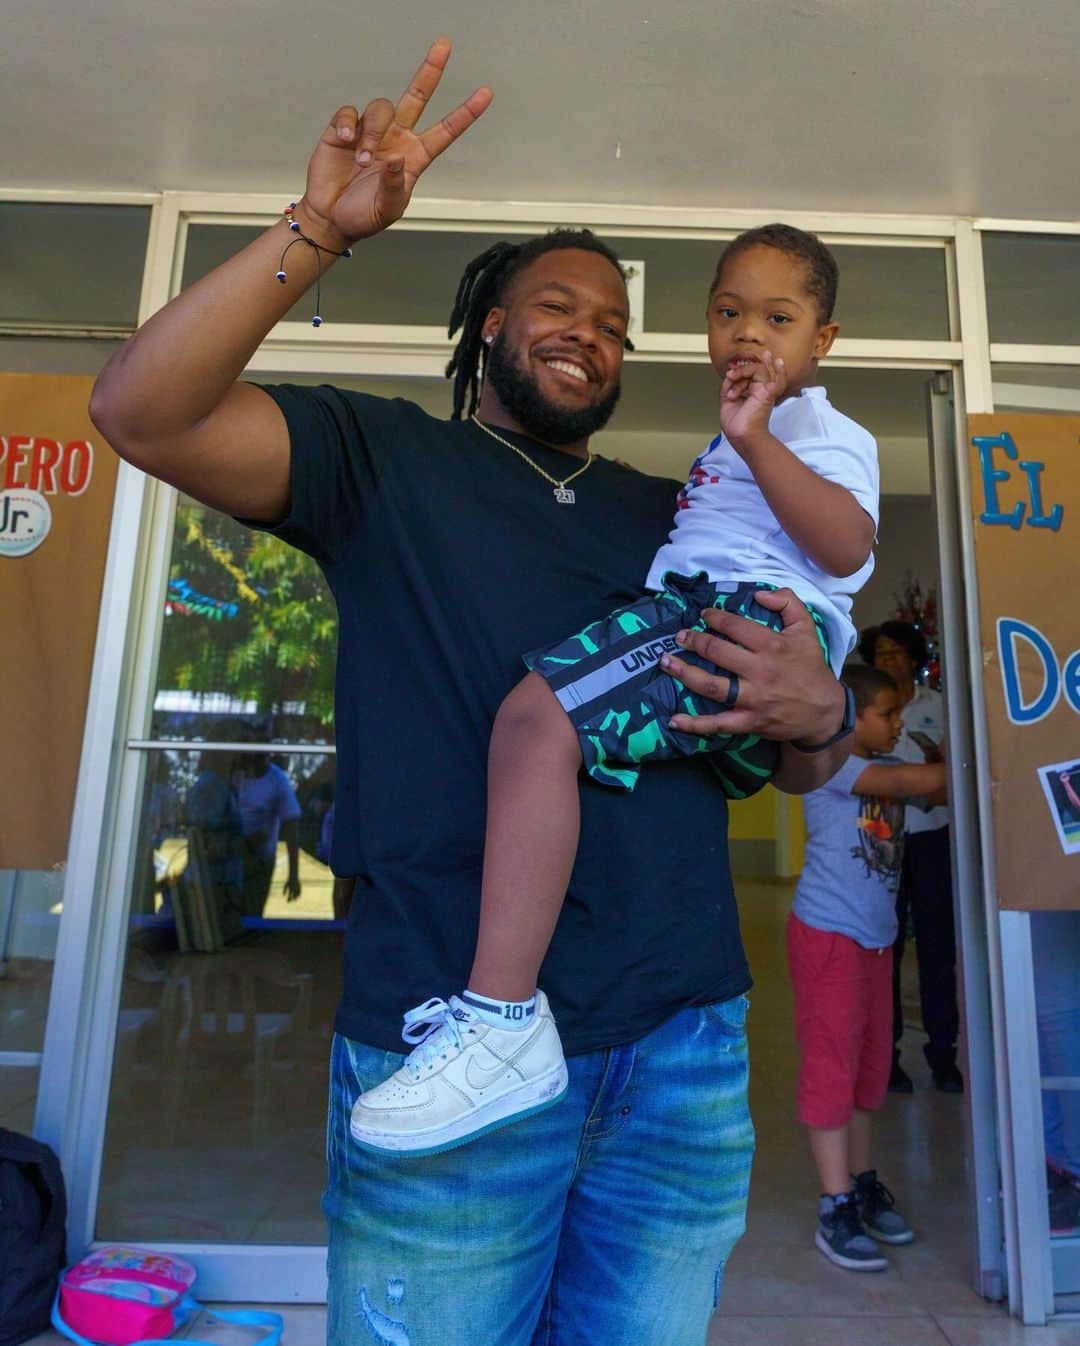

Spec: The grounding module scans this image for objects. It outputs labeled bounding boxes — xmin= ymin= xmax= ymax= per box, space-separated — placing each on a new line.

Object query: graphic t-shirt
xmin=186 ymin=771 xmax=243 ymax=889
xmin=253 ymin=386 xmax=751 ymax=1056
xmin=793 ymin=753 xmax=905 ymax=949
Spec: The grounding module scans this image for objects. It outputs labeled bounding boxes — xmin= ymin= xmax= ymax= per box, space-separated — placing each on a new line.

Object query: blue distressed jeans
xmin=324 ymin=996 xmax=754 ymax=1346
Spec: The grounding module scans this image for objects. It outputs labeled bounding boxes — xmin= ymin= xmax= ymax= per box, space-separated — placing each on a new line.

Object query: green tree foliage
xmin=157 ymin=503 xmax=337 ymax=722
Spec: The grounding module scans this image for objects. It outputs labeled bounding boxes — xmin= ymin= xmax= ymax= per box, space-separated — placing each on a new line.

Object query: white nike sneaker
xmin=349 ymin=991 xmax=569 ymax=1156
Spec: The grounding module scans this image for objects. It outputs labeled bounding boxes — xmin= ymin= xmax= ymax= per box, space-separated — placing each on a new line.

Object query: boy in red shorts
xmin=788 ymin=664 xmax=947 ymax=1270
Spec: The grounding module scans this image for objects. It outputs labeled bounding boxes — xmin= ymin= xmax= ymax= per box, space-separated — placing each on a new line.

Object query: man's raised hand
xmin=298 ymin=38 xmax=492 ymax=248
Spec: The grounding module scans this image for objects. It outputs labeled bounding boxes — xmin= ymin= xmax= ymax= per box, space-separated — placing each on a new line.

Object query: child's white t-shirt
xmin=644 ymin=386 xmax=879 ymax=673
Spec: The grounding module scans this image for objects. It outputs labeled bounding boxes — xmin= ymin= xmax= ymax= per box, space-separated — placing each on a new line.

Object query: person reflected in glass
xmin=134 ymin=754 xmax=180 ymax=916
xmin=318 ymin=801 xmax=335 ymax=866
xmin=297 ymin=762 xmax=336 ymax=861
xmin=234 ymin=751 xmax=303 ymax=917
xmin=859 ymin=620 xmax=962 ymax=1093
xmin=185 ymin=750 xmax=245 ymax=944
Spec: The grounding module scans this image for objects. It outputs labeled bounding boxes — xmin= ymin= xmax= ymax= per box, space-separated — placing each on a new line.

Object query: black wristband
xmin=791 ymin=684 xmax=855 ymax=753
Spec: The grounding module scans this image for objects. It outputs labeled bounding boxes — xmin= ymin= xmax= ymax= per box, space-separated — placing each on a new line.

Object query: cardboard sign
xmin=968 ymin=412 xmax=1078 ymax=909
xmin=0 ymin=373 xmax=119 ymax=870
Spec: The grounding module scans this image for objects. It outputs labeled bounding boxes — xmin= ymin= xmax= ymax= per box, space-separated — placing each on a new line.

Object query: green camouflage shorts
xmin=524 ymin=574 xmax=831 ymax=799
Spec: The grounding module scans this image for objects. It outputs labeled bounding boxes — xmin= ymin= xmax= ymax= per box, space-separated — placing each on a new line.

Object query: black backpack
xmin=0 ymin=1127 xmax=67 ymax=1346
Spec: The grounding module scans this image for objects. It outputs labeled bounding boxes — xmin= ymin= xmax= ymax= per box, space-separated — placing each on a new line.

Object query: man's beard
xmin=484 ymin=333 xmax=621 ymax=446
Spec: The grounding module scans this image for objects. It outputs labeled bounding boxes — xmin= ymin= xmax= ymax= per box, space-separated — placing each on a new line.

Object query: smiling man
xmin=90 ymin=40 xmax=852 ymax=1346
xmin=479 ymin=249 xmax=626 ymax=445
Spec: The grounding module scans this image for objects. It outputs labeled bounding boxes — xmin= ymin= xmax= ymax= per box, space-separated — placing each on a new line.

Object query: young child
xmin=351 ymin=224 xmax=880 ymax=1156
xmin=789 ymin=664 xmax=947 ymax=1270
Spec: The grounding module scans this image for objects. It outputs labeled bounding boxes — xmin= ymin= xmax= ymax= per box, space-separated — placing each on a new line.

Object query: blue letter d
xmin=997 ymin=618 xmax=1059 ymax=724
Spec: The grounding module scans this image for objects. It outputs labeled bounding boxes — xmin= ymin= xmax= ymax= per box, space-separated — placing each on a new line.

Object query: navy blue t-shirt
xmin=260 ymin=385 xmax=750 ymax=1055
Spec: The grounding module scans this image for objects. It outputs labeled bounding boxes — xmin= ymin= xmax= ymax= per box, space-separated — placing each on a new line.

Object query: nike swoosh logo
xmin=465 ymin=1051 xmax=514 ymax=1092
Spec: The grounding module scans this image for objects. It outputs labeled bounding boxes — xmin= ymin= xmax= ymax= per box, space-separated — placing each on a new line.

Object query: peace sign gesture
xmin=299 ymin=38 xmax=492 ymax=248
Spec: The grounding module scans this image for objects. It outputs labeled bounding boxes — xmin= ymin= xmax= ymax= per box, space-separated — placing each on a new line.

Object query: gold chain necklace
xmin=470 ymin=414 xmax=595 ymax=505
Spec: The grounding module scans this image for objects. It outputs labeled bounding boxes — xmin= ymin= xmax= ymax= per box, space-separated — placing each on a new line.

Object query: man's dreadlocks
xmin=445 ymin=229 xmax=630 ymax=421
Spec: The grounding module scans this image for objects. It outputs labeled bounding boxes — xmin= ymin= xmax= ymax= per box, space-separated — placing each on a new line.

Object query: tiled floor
xmin=23 ymin=877 xmax=1080 ymax=1343
xmin=26 ymin=1303 xmax=1080 ymax=1346
xmin=700 ymin=877 xmax=1080 ymax=1344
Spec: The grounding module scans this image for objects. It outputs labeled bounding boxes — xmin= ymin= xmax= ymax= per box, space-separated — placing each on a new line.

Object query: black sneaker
xmin=932 ymin=1063 xmax=964 ymax=1093
xmin=888 ymin=1060 xmax=914 ymax=1094
xmin=854 ymin=1169 xmax=914 ymax=1244
xmin=815 ymin=1193 xmax=888 ymax=1271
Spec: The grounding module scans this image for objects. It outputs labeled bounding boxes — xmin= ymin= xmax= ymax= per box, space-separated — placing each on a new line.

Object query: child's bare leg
xmin=849 ymin=1108 xmax=873 ymax=1177
xmin=468 ymin=671 xmax=584 ymax=1003
xmin=809 ymin=1122 xmax=852 ymax=1195
xmin=347 ymin=675 xmax=578 ymax=1154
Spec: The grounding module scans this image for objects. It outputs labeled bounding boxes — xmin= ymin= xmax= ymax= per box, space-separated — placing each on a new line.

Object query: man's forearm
xmin=773 ymin=676 xmax=852 ymax=794
xmin=732 ymin=432 xmax=874 ymax=578
xmin=91 ymin=202 xmax=343 ymax=453
xmin=774 ymin=737 xmax=852 ymax=795
xmin=283 ymin=821 xmax=301 ymax=877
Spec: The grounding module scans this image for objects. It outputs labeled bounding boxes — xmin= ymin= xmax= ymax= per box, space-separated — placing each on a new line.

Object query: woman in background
xmin=859 ymin=620 xmax=963 ymax=1094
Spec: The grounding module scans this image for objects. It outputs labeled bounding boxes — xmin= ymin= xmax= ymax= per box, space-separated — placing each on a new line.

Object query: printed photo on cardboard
xmin=1037 ymin=759 xmax=1080 ymax=856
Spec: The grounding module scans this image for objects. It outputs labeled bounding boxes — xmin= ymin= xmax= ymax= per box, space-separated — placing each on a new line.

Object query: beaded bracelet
xmin=276 ymin=203 xmax=353 ymax=327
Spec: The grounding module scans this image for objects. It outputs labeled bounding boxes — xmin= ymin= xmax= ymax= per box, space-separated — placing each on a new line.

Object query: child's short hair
xmin=842 ymin=663 xmax=897 ymax=715
xmin=708 ymin=223 xmax=839 ymax=323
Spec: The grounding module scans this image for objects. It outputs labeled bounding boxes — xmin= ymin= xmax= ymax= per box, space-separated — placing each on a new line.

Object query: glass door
xmin=94 ymin=492 xmax=342 ymax=1294
xmin=1 ymin=327 xmax=137 ymax=1180
xmin=0 ymin=868 xmax=64 ymax=1132
xmin=74 ymin=368 xmax=452 ymax=1300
